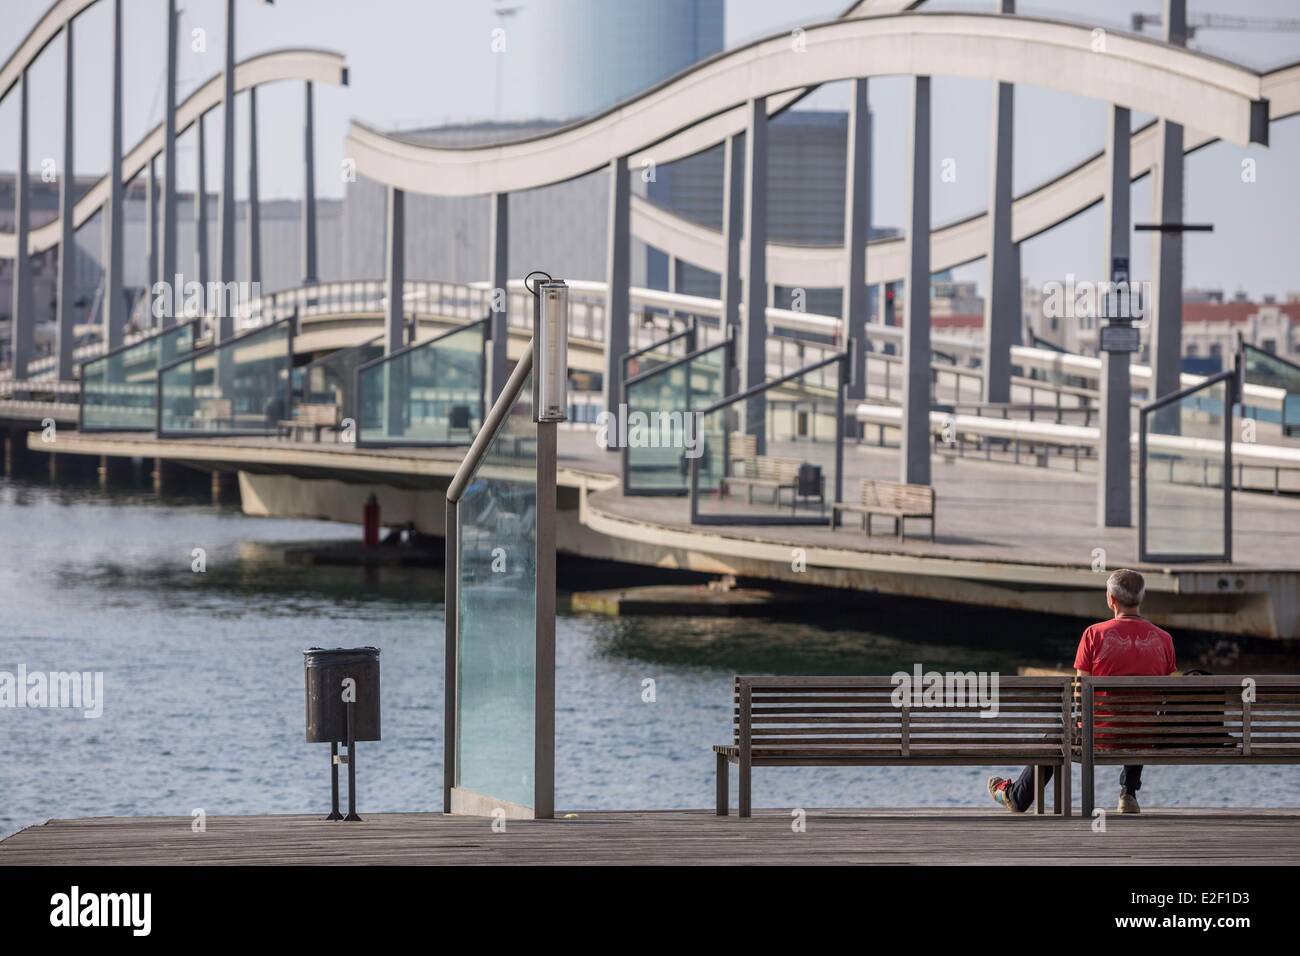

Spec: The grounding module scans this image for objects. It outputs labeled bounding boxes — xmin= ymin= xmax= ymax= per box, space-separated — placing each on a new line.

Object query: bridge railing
xmin=80 ymin=319 xmax=200 ymax=432
xmin=156 ymin=316 xmax=295 ymax=438
xmin=1241 ymin=342 xmax=1300 ymax=439
xmin=294 ymin=333 xmax=384 ymax=426
xmin=689 ymin=350 xmax=848 ymax=526
xmin=622 ymin=335 xmax=734 ymax=497
xmin=354 ymin=316 xmax=489 ymax=447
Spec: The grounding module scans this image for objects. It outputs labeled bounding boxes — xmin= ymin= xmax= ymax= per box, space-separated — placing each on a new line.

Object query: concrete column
xmin=302 ymin=81 xmax=318 ymax=284
xmin=841 ymin=78 xmax=870 ymax=406
xmin=384 ymin=187 xmax=405 ymax=353
xmin=161 ymin=0 xmax=179 ymax=325
xmin=1150 ymin=0 xmax=1186 ymax=406
xmin=56 ymin=23 xmax=76 ymax=381
xmin=983 ymin=0 xmax=1019 ymax=404
xmin=105 ymin=0 xmax=125 ymax=350
xmin=216 ymin=0 xmax=237 ymax=343
xmin=195 ymin=114 xmax=209 ymax=288
xmin=720 ymin=134 xmax=745 ymax=337
xmin=11 ymin=72 xmax=34 ymax=380
xmin=1098 ymin=105 xmax=1133 ymax=528
xmin=741 ymin=97 xmax=769 ymax=453
xmin=601 ymin=156 xmax=631 ymax=449
xmin=901 ymin=76 xmax=932 ymax=487
xmin=488 ymin=192 xmax=509 ymax=399
xmin=246 ymin=86 xmax=261 ymax=287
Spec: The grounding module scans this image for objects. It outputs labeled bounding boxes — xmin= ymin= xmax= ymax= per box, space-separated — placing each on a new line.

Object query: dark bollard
xmin=304 ymin=647 xmax=381 ymax=822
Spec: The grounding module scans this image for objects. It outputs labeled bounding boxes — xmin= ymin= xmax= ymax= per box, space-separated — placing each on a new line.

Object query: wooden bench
xmin=715 ymin=676 xmax=1073 ymax=817
xmin=721 ymin=433 xmax=825 ymax=512
xmin=198 ymin=398 xmax=233 ymax=430
xmin=832 ymin=478 xmax=936 ymax=540
xmin=1079 ymin=675 xmax=1300 ymax=815
xmin=277 ymin=402 xmax=340 ymax=442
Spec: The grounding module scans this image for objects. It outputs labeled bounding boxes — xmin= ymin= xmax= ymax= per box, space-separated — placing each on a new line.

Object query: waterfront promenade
xmin=4 ymin=809 xmax=1299 ymax=865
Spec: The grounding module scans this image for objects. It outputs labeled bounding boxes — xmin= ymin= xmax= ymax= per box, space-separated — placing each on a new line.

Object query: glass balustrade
xmin=622 ymin=339 xmax=730 ymax=496
xmin=355 ymin=319 xmax=487 ymax=446
xmin=294 ymin=335 xmax=384 ymax=425
xmin=691 ymin=354 xmax=845 ymax=525
xmin=1242 ymin=344 xmax=1300 ymax=438
xmin=1140 ymin=371 xmax=1235 ymax=562
xmin=80 ymin=321 xmax=198 ymax=431
xmin=156 ymin=317 xmax=294 ymax=437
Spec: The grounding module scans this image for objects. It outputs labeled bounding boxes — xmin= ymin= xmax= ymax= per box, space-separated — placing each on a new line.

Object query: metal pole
xmin=982 ymin=0 xmax=1018 ymax=404
xmin=721 ymin=133 xmax=745 ymax=339
xmin=105 ymin=0 xmax=125 ymax=350
xmin=302 ymin=81 xmax=318 ymax=284
xmin=535 ymin=418 xmax=557 ymax=819
xmin=384 ymin=188 xmax=405 ymax=353
xmin=161 ymin=0 xmax=179 ymax=322
xmin=842 ymin=79 xmax=870 ymax=414
xmin=602 ymin=156 xmax=630 ymax=448
xmin=56 ymin=23 xmax=76 ymax=381
xmin=901 ymin=76 xmax=932 ymax=486
xmin=11 ymin=71 xmax=34 ymax=380
xmin=246 ymin=86 xmax=261 ymax=287
xmin=1150 ymin=0 xmax=1187 ymax=415
xmin=195 ymin=113 xmax=209 ymax=289
xmin=488 ymin=191 xmax=509 ymax=399
xmin=217 ymin=0 xmax=237 ymax=343
xmin=742 ymin=97 xmax=769 ymax=453
xmin=147 ymin=156 xmax=159 ymax=296
xmin=1099 ymin=105 xmax=1133 ymax=527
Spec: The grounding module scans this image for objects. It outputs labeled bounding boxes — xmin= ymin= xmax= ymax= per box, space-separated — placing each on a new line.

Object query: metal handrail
xmin=621 ymin=322 xmax=696 ymax=367
xmin=354 ymin=314 xmax=490 ymax=376
xmin=624 ymin=337 xmax=732 ymax=390
xmin=446 ymin=339 xmax=534 ymax=504
xmin=697 ymin=349 xmax=847 ymax=418
xmin=78 ymin=317 xmax=201 ymax=376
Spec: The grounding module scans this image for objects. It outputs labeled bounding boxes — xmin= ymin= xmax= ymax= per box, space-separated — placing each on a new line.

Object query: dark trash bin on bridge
xmin=304 ymin=646 xmax=380 ymax=821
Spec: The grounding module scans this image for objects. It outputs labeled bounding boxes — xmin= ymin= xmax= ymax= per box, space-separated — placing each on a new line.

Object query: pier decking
xmin=4 ymin=809 xmax=1299 ymax=866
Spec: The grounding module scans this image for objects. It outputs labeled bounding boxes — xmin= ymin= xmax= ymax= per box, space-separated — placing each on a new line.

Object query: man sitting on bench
xmin=986 ymin=569 xmax=1177 ymax=815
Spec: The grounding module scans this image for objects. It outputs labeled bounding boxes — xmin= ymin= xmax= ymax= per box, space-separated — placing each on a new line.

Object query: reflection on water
xmin=1 ymin=468 xmax=1298 ymax=838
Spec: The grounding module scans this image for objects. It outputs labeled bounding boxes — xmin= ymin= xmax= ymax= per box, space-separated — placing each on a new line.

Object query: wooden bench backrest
xmin=296 ymin=403 xmax=339 ymax=426
xmin=732 ymin=676 xmax=1071 ymax=760
xmin=755 ymin=456 xmax=801 ymax=482
xmin=728 ymin=432 xmax=757 ymax=465
xmin=1083 ymin=676 xmax=1300 ymax=759
xmin=861 ymin=478 xmax=935 ymax=512
xmin=201 ymin=398 xmax=232 ymax=420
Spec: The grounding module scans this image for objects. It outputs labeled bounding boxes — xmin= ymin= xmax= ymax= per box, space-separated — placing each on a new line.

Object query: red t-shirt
xmin=1074 ymin=615 xmax=1176 ymax=676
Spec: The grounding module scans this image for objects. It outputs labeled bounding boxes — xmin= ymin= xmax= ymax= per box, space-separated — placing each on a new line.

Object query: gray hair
xmin=1107 ymin=569 xmax=1145 ymax=608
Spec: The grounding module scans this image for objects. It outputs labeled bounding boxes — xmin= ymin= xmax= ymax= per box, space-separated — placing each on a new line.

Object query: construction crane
xmin=1132 ymin=13 xmax=1300 ymax=37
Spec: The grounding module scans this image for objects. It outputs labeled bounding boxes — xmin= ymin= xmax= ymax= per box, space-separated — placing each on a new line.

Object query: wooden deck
xmin=4 ymin=809 xmax=1300 ymax=865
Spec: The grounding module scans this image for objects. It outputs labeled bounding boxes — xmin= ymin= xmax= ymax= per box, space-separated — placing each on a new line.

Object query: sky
xmin=1 ymin=0 xmax=1298 ymax=300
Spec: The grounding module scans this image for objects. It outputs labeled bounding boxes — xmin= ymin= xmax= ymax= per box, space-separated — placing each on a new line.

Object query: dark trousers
xmin=1009 ymin=763 xmax=1142 ymax=812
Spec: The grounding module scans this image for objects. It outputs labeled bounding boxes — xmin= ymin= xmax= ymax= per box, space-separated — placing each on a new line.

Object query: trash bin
xmin=304 ymin=647 xmax=380 ymax=821
xmin=304 ymin=646 xmax=381 ymax=743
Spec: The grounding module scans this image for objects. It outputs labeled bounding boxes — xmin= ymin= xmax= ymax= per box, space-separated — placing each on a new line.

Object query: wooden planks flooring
xmin=3 ymin=808 xmax=1299 ymax=866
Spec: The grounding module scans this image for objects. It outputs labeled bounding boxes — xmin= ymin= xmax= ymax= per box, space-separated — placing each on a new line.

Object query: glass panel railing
xmin=294 ymin=335 xmax=384 ymax=425
xmin=1242 ymin=344 xmax=1300 ymax=438
xmin=1139 ymin=371 xmax=1235 ymax=562
xmin=690 ymin=353 xmax=845 ymax=525
xmin=623 ymin=339 xmax=731 ymax=496
xmin=80 ymin=320 xmax=198 ymax=431
xmin=157 ymin=317 xmax=294 ymax=437
xmin=356 ymin=320 xmax=487 ymax=447
xmin=621 ymin=323 xmax=697 ymax=382
xmin=453 ymin=367 xmax=537 ymax=812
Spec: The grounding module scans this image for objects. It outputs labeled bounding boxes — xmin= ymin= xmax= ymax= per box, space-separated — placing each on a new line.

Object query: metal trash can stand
xmin=304 ymin=647 xmax=381 ymax=821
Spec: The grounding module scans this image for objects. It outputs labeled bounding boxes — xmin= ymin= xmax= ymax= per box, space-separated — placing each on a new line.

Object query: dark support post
xmin=982 ymin=0 xmax=1019 ymax=404
xmin=217 ymin=0 xmax=237 ymax=343
xmin=488 ymin=192 xmax=510 ymax=399
xmin=326 ymin=741 xmax=342 ymax=820
xmin=106 ymin=0 xmax=125 ymax=350
xmin=302 ymin=81 xmax=318 ymax=284
xmin=56 ymin=21 xmax=76 ymax=380
xmin=841 ymin=79 xmax=870 ymax=427
xmin=901 ymin=76 xmax=932 ymax=486
xmin=246 ymin=86 xmax=261 ymax=287
xmin=1099 ymin=105 xmax=1133 ymax=527
xmin=721 ymin=133 xmax=745 ymax=337
xmin=1150 ymin=0 xmax=1187 ymax=411
xmin=715 ymin=752 xmax=729 ymax=816
xmin=602 ymin=157 xmax=630 ymax=448
xmin=11 ymin=71 xmax=34 ymax=379
xmin=343 ymin=699 xmax=360 ymax=821
xmin=535 ymin=417 xmax=557 ymax=820
xmin=741 ymin=98 xmax=769 ymax=453
xmin=196 ymin=114 xmax=209 ymax=288
xmin=738 ymin=679 xmax=752 ymax=817
xmin=161 ymin=0 xmax=179 ymax=326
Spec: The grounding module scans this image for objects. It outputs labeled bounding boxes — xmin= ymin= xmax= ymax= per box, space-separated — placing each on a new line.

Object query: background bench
xmin=832 ymin=478 xmax=935 ymax=540
xmin=277 ymin=402 xmax=340 ymax=442
xmin=1079 ymin=675 xmax=1300 ymax=815
xmin=722 ymin=433 xmax=825 ymax=512
xmin=715 ymin=675 xmax=1073 ymax=817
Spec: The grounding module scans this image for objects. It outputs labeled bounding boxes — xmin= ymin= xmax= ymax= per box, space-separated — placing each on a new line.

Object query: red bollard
xmin=363 ymin=493 xmax=380 ymax=549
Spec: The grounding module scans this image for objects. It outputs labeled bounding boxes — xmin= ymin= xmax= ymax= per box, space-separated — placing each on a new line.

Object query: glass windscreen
xmin=157 ymin=320 xmax=291 ymax=435
xmin=82 ymin=322 xmax=196 ymax=431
